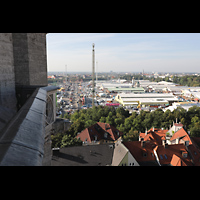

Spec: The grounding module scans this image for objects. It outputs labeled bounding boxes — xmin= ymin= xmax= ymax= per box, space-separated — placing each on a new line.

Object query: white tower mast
xmin=65 ymin=65 xmax=67 ymax=83
xmin=96 ymin=60 xmax=98 ymax=90
xmin=92 ymin=43 xmax=95 ymax=108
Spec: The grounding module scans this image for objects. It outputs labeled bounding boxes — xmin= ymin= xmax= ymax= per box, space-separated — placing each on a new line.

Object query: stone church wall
xmin=0 ymin=33 xmax=17 ymax=112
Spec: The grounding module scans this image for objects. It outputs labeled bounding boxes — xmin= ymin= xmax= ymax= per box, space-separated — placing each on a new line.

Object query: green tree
xmin=143 ymin=112 xmax=153 ymax=129
xmin=97 ymin=107 xmax=106 ymax=118
xmin=191 ymin=116 xmax=200 ymax=124
xmin=114 ymin=117 xmax=124 ymax=127
xmin=91 ymin=106 xmax=100 ymax=121
xmin=172 ymin=76 xmax=179 ymax=84
xmin=51 ymin=133 xmax=64 ymax=148
xmin=103 ymin=106 xmax=112 ymax=117
xmin=123 ymin=129 xmax=139 ymax=141
xmin=162 ymin=109 xmax=173 ymax=122
xmin=84 ymin=119 xmax=96 ymax=128
xmin=70 ymin=111 xmax=80 ymax=122
xmin=172 ymin=75 xmax=200 ymax=87
xmin=188 ymin=115 xmax=200 ymax=137
xmin=124 ymin=115 xmax=135 ymax=132
xmin=116 ymin=107 xmax=129 ymax=118
xmin=188 ymin=106 xmax=200 ymax=118
xmin=63 ymin=112 xmax=71 ymax=120
xmin=118 ymin=124 xmax=126 ymax=133
xmin=99 ymin=116 xmax=106 ymax=123
xmin=190 ymin=125 xmax=200 ymax=137
xmin=172 ymin=107 xmax=187 ymax=123
xmin=151 ymin=109 xmax=164 ymax=128
xmin=52 ymin=104 xmax=200 ymax=149
xmin=132 ymin=116 xmax=143 ymax=132
xmin=106 ymin=111 xmax=115 ymax=125
xmin=69 ymin=118 xmax=85 ymax=137
xmin=79 ymin=112 xmax=86 ymax=121
xmin=165 ymin=76 xmax=170 ymax=82
xmin=61 ymin=134 xmax=82 ymax=148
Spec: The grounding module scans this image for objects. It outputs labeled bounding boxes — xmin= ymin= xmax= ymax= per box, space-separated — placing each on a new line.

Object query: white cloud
xmin=47 ymin=33 xmax=115 ymax=47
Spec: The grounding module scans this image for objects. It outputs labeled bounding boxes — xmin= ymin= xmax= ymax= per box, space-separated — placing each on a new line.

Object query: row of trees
xmin=120 ymin=74 xmax=200 ymax=87
xmin=172 ymin=75 xmax=200 ymax=87
xmin=120 ymin=74 xmax=170 ymax=83
xmin=51 ymin=105 xmax=200 ymax=148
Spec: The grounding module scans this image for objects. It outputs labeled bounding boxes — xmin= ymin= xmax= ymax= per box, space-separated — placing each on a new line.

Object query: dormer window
xmin=94 ymin=135 xmax=98 ymax=141
xmin=115 ymin=130 xmax=120 ymax=136
xmin=143 ymin=152 xmax=147 ymax=157
xmin=182 ymin=152 xmax=188 ymax=158
xmin=104 ymin=132 xmax=108 ymax=138
xmin=142 ymin=149 xmax=147 ymax=157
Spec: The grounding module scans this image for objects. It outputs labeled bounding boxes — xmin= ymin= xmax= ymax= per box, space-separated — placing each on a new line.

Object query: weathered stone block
xmin=0 ymin=33 xmax=17 ymax=111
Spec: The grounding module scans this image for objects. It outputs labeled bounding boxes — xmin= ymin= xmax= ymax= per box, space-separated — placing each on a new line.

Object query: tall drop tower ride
xmin=92 ymin=43 xmax=95 ymax=108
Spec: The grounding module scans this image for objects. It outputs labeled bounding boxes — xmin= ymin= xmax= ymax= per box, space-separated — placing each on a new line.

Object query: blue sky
xmin=47 ymin=33 xmax=200 ymax=73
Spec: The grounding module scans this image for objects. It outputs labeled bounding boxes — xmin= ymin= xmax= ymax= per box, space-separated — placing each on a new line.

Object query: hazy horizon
xmin=48 ymin=70 xmax=199 ymax=74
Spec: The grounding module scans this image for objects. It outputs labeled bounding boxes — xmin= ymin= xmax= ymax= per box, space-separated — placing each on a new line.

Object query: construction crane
xmin=92 ymin=43 xmax=95 ymax=108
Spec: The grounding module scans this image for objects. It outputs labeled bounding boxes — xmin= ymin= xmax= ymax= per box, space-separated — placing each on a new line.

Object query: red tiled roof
xmin=123 ymin=141 xmax=157 ymax=164
xmin=169 ymin=129 xmax=200 ymax=165
xmin=125 ymin=127 xmax=200 ymax=166
xmin=174 ymin=123 xmax=183 ymax=127
xmin=154 ymin=144 xmax=192 ymax=166
xmin=97 ymin=122 xmax=123 ymax=141
xmin=77 ymin=128 xmax=91 ymax=143
xmin=170 ymin=154 xmax=187 ymax=166
xmin=140 ymin=128 xmax=168 ymax=145
xmin=191 ymin=137 xmax=200 ymax=147
xmin=124 ymin=134 xmax=200 ymax=166
xmin=187 ymin=144 xmax=200 ymax=166
xmin=76 ymin=122 xmax=123 ymax=143
xmin=170 ymin=128 xmax=192 ymax=145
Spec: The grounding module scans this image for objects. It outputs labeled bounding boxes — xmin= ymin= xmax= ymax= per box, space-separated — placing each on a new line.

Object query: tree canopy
xmin=172 ymin=75 xmax=200 ymax=87
xmin=52 ymin=105 xmax=200 ymax=148
xmin=120 ymin=74 xmax=200 ymax=87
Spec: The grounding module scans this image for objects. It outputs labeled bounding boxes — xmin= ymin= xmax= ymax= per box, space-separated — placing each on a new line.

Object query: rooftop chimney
xmin=105 ymin=123 xmax=109 ymax=130
xmin=184 ymin=140 xmax=189 ymax=147
xmin=162 ymin=139 xmax=166 ymax=146
xmin=145 ymin=128 xmax=148 ymax=136
xmin=164 ymin=142 xmax=168 ymax=148
xmin=141 ymin=140 xmax=145 ymax=148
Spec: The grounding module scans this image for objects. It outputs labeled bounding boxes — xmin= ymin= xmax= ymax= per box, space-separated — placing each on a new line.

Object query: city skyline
xmin=47 ymin=33 xmax=200 ymax=73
